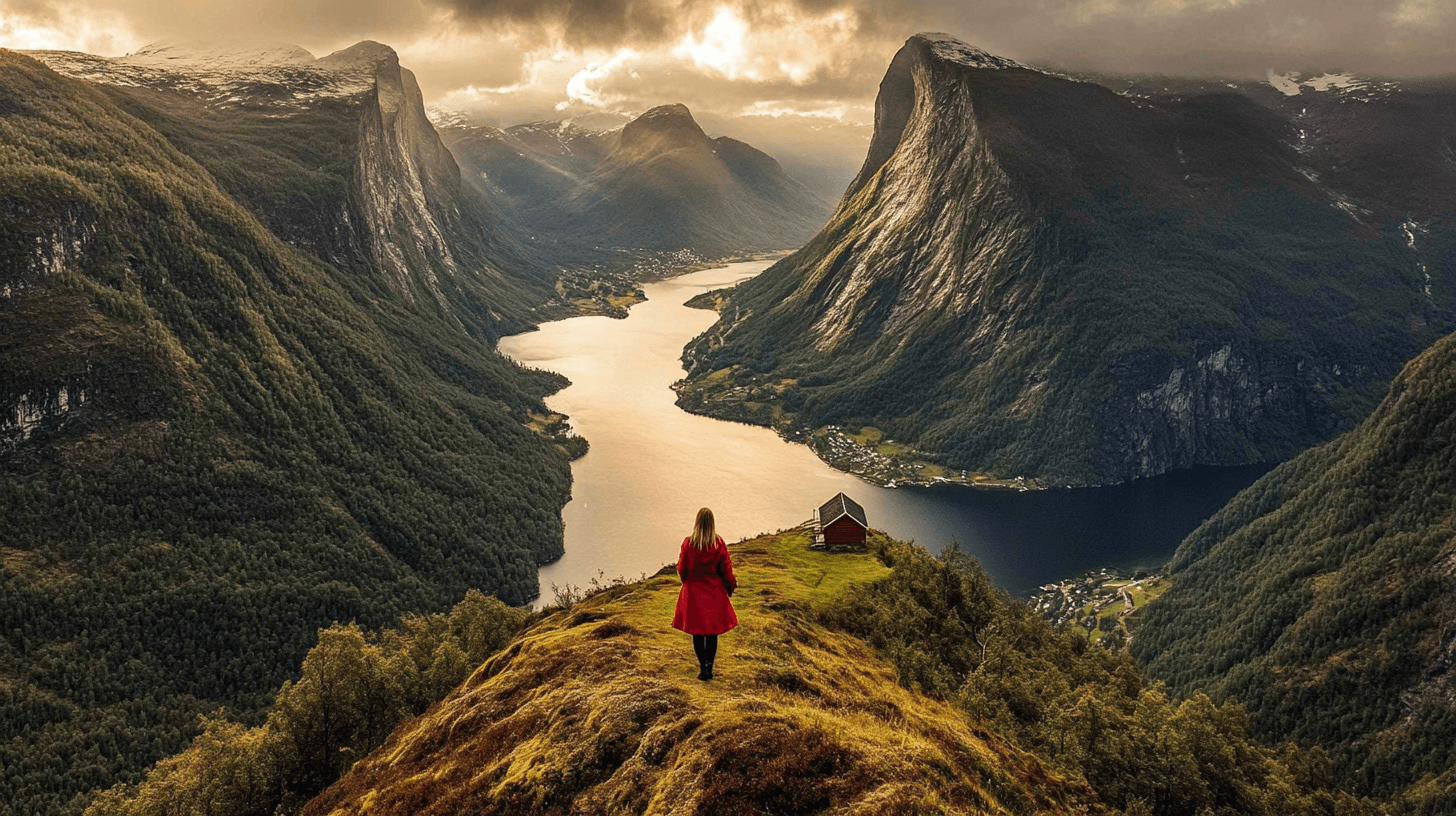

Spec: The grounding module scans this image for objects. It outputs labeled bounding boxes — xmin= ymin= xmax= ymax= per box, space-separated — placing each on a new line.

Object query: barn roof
xmin=818 ymin=492 xmax=867 ymax=529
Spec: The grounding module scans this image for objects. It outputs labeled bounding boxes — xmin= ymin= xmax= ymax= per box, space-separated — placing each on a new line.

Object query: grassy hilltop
xmin=96 ymin=530 xmax=1385 ymax=816
xmin=300 ymin=530 xmax=1088 ymax=816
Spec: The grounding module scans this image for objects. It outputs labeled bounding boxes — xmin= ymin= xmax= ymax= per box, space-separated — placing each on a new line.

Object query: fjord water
xmin=500 ymin=261 xmax=1270 ymax=602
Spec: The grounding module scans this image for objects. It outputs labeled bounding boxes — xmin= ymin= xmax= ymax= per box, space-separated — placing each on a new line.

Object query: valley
xmin=500 ymin=260 xmax=1272 ymax=602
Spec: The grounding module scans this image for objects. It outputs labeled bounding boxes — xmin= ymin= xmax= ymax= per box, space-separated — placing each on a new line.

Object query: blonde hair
xmin=690 ymin=507 xmax=717 ymax=550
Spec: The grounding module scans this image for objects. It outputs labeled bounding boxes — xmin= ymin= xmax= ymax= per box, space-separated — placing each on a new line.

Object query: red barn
xmin=813 ymin=492 xmax=868 ymax=550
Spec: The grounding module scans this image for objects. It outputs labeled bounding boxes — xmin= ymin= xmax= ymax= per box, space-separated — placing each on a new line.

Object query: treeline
xmin=823 ymin=539 xmax=1385 ymax=816
xmin=85 ymin=590 xmax=530 ymax=816
xmin=0 ymin=52 xmax=572 ymax=816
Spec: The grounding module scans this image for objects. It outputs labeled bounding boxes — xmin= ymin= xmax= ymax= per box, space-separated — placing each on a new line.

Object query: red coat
xmin=671 ymin=536 xmax=738 ymax=635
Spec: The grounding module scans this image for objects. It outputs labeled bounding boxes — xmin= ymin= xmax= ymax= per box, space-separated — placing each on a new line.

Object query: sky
xmin=4 ymin=0 xmax=1455 ymax=196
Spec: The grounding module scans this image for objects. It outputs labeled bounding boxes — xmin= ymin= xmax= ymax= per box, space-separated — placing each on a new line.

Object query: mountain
xmin=0 ymin=48 xmax=575 ymax=816
xmin=677 ymin=32 xmax=1456 ymax=486
xmin=28 ymin=40 xmax=553 ymax=339
xmin=438 ymin=104 xmax=834 ymax=258
xmin=93 ymin=531 xmax=1377 ymax=816
xmin=1130 ymin=326 xmax=1456 ymax=803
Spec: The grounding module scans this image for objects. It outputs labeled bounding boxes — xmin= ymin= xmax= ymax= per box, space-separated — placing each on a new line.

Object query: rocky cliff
xmin=30 ymin=40 xmax=550 ymax=339
xmin=679 ymin=32 xmax=1456 ymax=486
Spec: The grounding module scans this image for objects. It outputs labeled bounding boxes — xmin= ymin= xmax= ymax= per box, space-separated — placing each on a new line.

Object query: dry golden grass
xmin=302 ymin=531 xmax=1097 ymax=816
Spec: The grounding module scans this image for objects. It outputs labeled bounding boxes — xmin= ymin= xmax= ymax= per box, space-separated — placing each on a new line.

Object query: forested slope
xmin=1133 ymin=327 xmax=1456 ymax=803
xmin=0 ymin=51 xmax=573 ymax=816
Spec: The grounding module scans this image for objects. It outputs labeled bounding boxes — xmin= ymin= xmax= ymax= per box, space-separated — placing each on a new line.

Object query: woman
xmin=671 ymin=507 xmax=738 ymax=680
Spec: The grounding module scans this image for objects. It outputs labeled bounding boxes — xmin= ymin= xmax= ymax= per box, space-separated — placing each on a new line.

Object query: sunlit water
xmin=499 ymin=261 xmax=1269 ymax=603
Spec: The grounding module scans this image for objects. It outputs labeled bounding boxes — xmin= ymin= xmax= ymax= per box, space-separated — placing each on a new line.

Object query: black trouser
xmin=692 ymin=634 xmax=718 ymax=665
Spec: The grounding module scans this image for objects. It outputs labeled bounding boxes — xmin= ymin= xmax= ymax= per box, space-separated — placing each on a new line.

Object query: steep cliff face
xmin=0 ymin=51 xmax=572 ymax=815
xmin=1 ymin=208 xmax=94 ymax=449
xmin=1132 ymin=327 xmax=1456 ymax=799
xmin=30 ymin=40 xmax=548 ymax=339
xmin=680 ymin=32 xmax=1456 ymax=485
xmin=438 ymin=104 xmax=832 ymax=258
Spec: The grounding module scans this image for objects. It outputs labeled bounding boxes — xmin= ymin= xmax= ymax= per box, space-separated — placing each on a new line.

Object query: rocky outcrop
xmin=679 ymin=32 xmax=1456 ymax=485
xmin=0 ymin=206 xmax=96 ymax=297
xmin=1090 ymin=333 xmax=1347 ymax=477
xmin=325 ymin=42 xmax=466 ymax=304
xmin=2 ymin=380 xmax=89 ymax=451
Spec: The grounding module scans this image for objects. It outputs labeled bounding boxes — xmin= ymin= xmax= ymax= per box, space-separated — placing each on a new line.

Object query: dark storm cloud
xmin=428 ymin=0 xmax=912 ymax=51
xmin=431 ymin=0 xmax=686 ymax=49
xmin=960 ymin=0 xmax=1456 ymax=76
xmin=426 ymin=0 xmax=1456 ymax=76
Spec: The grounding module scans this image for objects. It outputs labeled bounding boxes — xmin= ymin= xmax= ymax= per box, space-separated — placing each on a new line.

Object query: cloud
xmin=3 ymin=0 xmax=1455 ymax=167
xmin=1 ymin=0 xmax=140 ymax=54
xmin=931 ymin=0 xmax=1456 ymax=76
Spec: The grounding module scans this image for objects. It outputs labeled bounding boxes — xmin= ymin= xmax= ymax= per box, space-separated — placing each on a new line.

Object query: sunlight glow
xmin=0 ymin=7 xmax=138 ymax=55
xmin=1390 ymin=0 xmax=1450 ymax=27
xmin=739 ymin=100 xmax=851 ymax=121
xmin=674 ymin=7 xmax=751 ymax=80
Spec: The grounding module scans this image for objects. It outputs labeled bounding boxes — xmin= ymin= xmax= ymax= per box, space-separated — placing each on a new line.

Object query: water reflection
xmin=499 ymin=261 xmax=1269 ymax=602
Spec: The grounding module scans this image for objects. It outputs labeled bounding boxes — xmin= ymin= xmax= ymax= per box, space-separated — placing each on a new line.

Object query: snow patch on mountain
xmin=916 ymin=32 xmax=1026 ymax=70
xmin=1267 ymin=70 xmax=1303 ymax=96
xmin=426 ymin=107 xmax=475 ymax=130
xmin=1266 ymin=69 xmax=1401 ymax=101
xmin=26 ymin=40 xmax=395 ymax=111
xmin=120 ymin=40 xmax=315 ymax=69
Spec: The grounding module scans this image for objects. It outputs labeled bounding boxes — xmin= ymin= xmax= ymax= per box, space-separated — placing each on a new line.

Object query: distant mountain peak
xmin=317 ymin=40 xmax=399 ymax=70
xmin=909 ymin=32 xmax=1026 ymax=70
xmin=615 ymin=103 xmax=711 ymax=157
xmin=425 ymin=106 xmax=474 ymax=130
xmin=638 ymin=102 xmax=694 ymax=120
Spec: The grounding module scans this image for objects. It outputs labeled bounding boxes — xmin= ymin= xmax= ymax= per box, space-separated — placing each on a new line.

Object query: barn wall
xmin=824 ymin=518 xmax=867 ymax=544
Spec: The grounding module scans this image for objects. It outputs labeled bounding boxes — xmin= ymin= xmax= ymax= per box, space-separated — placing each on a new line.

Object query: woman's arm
xmin=717 ymin=538 xmax=737 ymax=592
xmin=676 ymin=538 xmax=689 ymax=581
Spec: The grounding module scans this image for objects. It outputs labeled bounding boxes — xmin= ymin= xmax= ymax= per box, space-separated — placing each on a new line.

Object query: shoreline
xmin=670 ymin=369 xmax=1045 ymax=492
xmin=529 ymin=248 xmax=797 ymax=323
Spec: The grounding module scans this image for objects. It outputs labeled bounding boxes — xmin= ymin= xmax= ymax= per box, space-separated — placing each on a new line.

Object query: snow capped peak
xmin=120 ymin=40 xmax=315 ymax=70
xmin=28 ymin=37 xmax=408 ymax=113
xmin=913 ymin=32 xmax=1025 ymax=70
xmin=637 ymin=103 xmax=694 ymax=122
xmin=426 ymin=107 xmax=475 ymax=130
xmin=317 ymin=41 xmax=399 ymax=70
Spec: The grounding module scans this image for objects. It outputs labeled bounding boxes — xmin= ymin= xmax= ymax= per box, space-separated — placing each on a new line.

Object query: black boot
xmin=697 ymin=662 xmax=710 ymax=681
